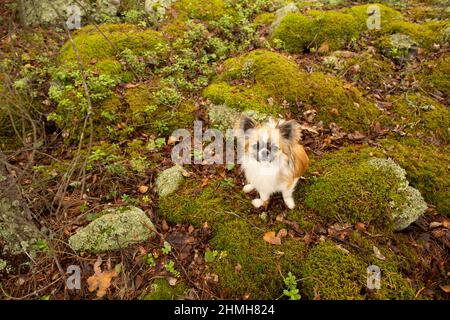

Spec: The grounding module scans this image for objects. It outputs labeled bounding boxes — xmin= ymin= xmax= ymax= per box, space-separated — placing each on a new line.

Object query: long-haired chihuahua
xmin=237 ymin=116 xmax=309 ymax=209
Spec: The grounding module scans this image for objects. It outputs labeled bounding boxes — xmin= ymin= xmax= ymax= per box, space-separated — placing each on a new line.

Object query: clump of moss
xmin=272 ymin=10 xmax=360 ymax=52
xmin=305 ymin=151 xmax=426 ymax=230
xmin=209 ymin=218 xmax=306 ymax=299
xmin=384 ymin=93 xmax=450 ymax=143
xmin=204 ymin=49 xmax=379 ymax=131
xmin=301 ymin=239 xmax=416 ymax=300
xmin=172 ymin=0 xmax=227 ymax=21
xmin=68 ymin=206 xmax=155 ymax=253
xmin=142 ymin=278 xmax=186 ymax=300
xmin=58 ymin=24 xmax=167 ymax=81
xmin=300 ymin=241 xmax=366 ymax=299
xmin=158 ymin=179 xmax=252 ymax=227
xmin=419 ymin=56 xmax=450 ymax=97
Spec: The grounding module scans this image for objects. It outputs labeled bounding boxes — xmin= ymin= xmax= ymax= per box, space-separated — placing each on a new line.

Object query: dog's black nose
xmin=258 ymin=149 xmax=270 ymax=161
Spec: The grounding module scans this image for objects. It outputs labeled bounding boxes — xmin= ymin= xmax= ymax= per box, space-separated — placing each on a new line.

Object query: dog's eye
xmin=252 ymin=143 xmax=258 ymax=150
xmin=271 ymin=145 xmax=279 ymax=152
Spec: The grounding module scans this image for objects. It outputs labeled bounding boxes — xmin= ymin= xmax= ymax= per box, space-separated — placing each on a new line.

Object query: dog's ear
xmin=278 ymin=120 xmax=301 ymax=142
xmin=239 ymin=116 xmax=256 ymax=133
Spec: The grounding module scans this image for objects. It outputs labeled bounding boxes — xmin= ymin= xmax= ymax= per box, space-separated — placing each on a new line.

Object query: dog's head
xmin=238 ymin=116 xmax=302 ymax=164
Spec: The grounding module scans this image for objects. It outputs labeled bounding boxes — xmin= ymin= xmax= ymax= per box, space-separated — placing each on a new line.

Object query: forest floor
xmin=0 ymin=0 xmax=449 ymax=300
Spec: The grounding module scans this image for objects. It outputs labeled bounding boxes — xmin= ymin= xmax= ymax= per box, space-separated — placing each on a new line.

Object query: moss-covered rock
xmin=209 ymin=219 xmax=306 ymax=299
xmin=172 ymin=0 xmax=227 ymax=21
xmin=142 ymin=278 xmax=186 ymax=300
xmin=305 ymin=152 xmax=427 ymax=230
xmin=156 ymin=165 xmax=185 ymax=197
xmin=68 ymin=206 xmax=155 ymax=253
xmin=272 ymin=10 xmax=360 ymax=52
xmin=370 ymin=138 xmax=450 ymax=216
xmin=300 ymin=240 xmax=416 ymax=300
xmin=58 ymin=24 xmax=167 ymax=80
xmin=204 ymin=49 xmax=379 ymax=131
xmin=377 ymin=33 xmax=419 ymax=63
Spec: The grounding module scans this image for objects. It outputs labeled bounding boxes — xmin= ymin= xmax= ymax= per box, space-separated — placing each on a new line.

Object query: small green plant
xmin=220 ymin=177 xmax=235 ymax=188
xmin=145 ymin=253 xmax=156 ymax=267
xmin=283 ymin=272 xmax=301 ymax=300
xmin=162 ymin=241 xmax=172 ymax=255
xmin=32 ymin=239 xmax=49 ymax=253
xmin=204 ymin=250 xmax=219 ymax=263
xmin=165 ymin=260 xmax=180 ymax=278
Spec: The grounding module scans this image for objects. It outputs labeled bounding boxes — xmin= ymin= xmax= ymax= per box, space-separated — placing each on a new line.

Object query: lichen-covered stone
xmin=0 ymin=198 xmax=42 ymax=257
xmin=21 ymin=0 xmax=121 ymax=26
xmin=208 ymin=104 xmax=268 ymax=131
xmin=156 ymin=165 xmax=185 ymax=197
xmin=305 ymin=153 xmax=427 ymax=231
xmin=68 ymin=206 xmax=155 ymax=252
xmin=377 ymin=33 xmax=418 ymax=63
xmin=272 ymin=10 xmax=360 ymax=52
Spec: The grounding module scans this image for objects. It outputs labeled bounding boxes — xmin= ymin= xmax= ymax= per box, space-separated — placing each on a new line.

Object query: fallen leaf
xmin=263 ymin=231 xmax=281 ymax=245
xmin=167 ymin=136 xmax=178 ymax=145
xmin=235 ymin=263 xmax=242 ymax=273
xmin=355 ymin=222 xmax=366 ymax=231
xmin=162 ymin=220 xmax=169 ymax=231
xmin=373 ymin=246 xmax=386 ymax=261
xmin=318 ymin=42 xmax=329 ymax=53
xmin=429 ymin=221 xmax=442 ymax=229
xmin=440 ymin=285 xmax=450 ymax=293
xmin=138 ymin=185 xmax=149 ymax=194
xmin=201 ymin=178 xmax=209 ymax=188
xmin=299 ymin=124 xmax=319 ymax=135
xmin=87 ymin=257 xmax=118 ymax=298
xmin=442 ymin=219 xmax=450 ymax=229
xmin=188 ymin=225 xmax=195 ymax=234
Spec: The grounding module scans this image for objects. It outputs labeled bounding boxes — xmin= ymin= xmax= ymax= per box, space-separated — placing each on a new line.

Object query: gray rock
xmin=21 ymin=0 xmax=121 ymax=26
xmin=380 ymin=33 xmax=418 ymax=63
xmin=68 ymin=206 xmax=155 ymax=252
xmin=156 ymin=165 xmax=185 ymax=197
xmin=269 ymin=3 xmax=299 ymax=34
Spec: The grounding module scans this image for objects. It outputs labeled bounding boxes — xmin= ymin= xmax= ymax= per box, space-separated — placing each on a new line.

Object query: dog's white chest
xmin=242 ymin=158 xmax=282 ymax=194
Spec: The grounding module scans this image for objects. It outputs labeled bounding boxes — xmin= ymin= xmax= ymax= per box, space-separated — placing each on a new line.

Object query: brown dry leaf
xmin=138 ymin=185 xmax=149 ymax=194
xmin=442 ymin=219 xmax=450 ymax=229
xmin=201 ymin=178 xmax=209 ymax=188
xmin=235 ymin=263 xmax=242 ymax=273
xmin=87 ymin=257 xmax=118 ymax=298
xmin=318 ymin=42 xmax=329 ymax=53
xmin=373 ymin=246 xmax=386 ymax=261
xmin=440 ymin=285 xmax=450 ymax=293
xmin=355 ymin=222 xmax=366 ymax=231
xmin=348 ymin=131 xmax=366 ymax=141
xmin=125 ymin=83 xmax=139 ymax=89
xmin=263 ymin=231 xmax=282 ymax=245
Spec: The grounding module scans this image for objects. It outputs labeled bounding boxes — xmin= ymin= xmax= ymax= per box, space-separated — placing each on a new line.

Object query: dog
xmin=237 ymin=116 xmax=309 ymax=209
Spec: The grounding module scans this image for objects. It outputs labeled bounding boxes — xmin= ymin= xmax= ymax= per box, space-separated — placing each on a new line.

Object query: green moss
xmin=58 ymin=24 xmax=167 ymax=81
xmin=142 ymin=278 xmax=186 ymax=300
xmin=210 ymin=219 xmax=306 ymax=299
xmin=172 ymin=0 xmax=227 ymax=21
xmin=345 ymin=3 xmax=404 ymax=29
xmin=253 ymin=12 xmax=276 ymax=28
xmin=204 ymin=49 xmax=379 ymax=131
xmin=158 ymin=179 xmax=252 ymax=227
xmin=301 ymin=241 xmax=366 ymax=299
xmin=385 ymin=93 xmax=450 ymax=143
xmin=305 ymin=151 xmax=426 ymax=230
xmin=419 ymin=56 xmax=450 ymax=96
xmin=272 ymin=10 xmax=360 ymax=52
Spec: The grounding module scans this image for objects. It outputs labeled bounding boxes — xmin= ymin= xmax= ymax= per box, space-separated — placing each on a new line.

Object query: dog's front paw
xmin=284 ymin=197 xmax=295 ymax=209
xmin=243 ymin=184 xmax=255 ymax=193
xmin=252 ymin=198 xmax=264 ymax=208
